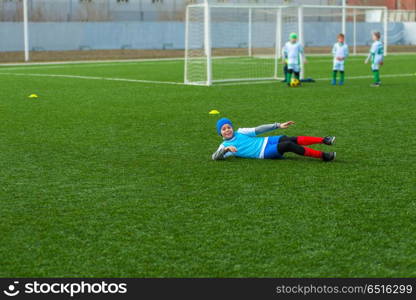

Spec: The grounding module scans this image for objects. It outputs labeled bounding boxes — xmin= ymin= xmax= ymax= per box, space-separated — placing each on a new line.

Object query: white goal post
xmin=184 ymin=3 xmax=388 ymax=86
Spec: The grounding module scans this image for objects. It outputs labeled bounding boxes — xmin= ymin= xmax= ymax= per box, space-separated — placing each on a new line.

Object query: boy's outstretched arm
xmin=212 ymin=145 xmax=237 ymax=160
xmin=254 ymin=123 xmax=280 ymax=135
xmin=254 ymin=121 xmax=295 ymax=135
xmin=279 ymin=121 xmax=295 ymax=128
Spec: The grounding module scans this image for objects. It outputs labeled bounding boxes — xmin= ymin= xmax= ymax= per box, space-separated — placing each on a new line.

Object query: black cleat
xmin=370 ymin=82 xmax=381 ymax=87
xmin=323 ymin=136 xmax=336 ymax=145
xmin=322 ymin=152 xmax=336 ymax=162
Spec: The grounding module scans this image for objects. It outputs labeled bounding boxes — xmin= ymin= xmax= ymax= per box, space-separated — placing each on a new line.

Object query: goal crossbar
xmin=187 ymin=4 xmax=387 ymax=10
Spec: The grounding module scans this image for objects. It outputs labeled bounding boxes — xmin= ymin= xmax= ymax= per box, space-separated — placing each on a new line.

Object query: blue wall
xmin=0 ymin=22 xmax=185 ymax=51
xmin=0 ymin=21 xmax=409 ymax=52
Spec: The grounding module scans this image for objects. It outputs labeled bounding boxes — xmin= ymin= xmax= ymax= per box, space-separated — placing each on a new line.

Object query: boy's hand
xmin=280 ymin=121 xmax=295 ymax=129
xmin=225 ymin=146 xmax=237 ymax=153
xmin=364 ymin=59 xmax=369 ymax=64
xmin=337 ymin=57 xmax=343 ymax=61
xmin=379 ymin=61 xmax=384 ymax=66
xmin=303 ymin=58 xmax=308 ymax=64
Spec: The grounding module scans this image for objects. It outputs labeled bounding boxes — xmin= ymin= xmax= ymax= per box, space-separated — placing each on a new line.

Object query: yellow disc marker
xmin=209 ymin=110 xmax=220 ymax=115
xmin=28 ymin=94 xmax=39 ymax=98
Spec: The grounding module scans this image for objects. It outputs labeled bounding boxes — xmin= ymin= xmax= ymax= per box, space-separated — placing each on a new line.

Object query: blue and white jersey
xmin=220 ymin=128 xmax=268 ymax=159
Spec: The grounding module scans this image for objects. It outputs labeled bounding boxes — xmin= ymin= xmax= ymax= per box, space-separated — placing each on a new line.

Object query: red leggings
xmin=278 ymin=136 xmax=323 ymax=159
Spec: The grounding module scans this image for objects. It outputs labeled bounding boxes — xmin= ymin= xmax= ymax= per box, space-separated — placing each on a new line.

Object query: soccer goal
xmin=184 ymin=2 xmax=388 ymax=86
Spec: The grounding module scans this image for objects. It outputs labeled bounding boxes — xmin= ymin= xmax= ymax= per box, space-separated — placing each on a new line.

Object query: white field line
xmin=0 ymin=71 xmax=413 ymax=87
xmin=216 ymin=73 xmax=415 ymax=86
xmin=0 ymin=57 xmax=184 ymax=67
xmin=0 ymin=60 xmax=181 ymax=72
xmin=216 ymin=80 xmax=281 ymax=86
xmin=216 ymin=56 xmax=416 ymax=65
xmin=0 ymin=51 xmax=414 ymax=68
xmin=316 ymin=73 xmax=415 ymax=81
xmin=0 ymin=56 xmax=398 ymax=72
xmin=306 ymin=55 xmax=416 ymax=63
xmin=0 ymin=72 xmax=185 ymax=86
xmin=0 ymin=53 xmax=414 ymax=71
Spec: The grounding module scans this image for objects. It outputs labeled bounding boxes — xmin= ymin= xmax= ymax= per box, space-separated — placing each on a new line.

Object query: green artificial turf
xmin=0 ymin=55 xmax=415 ymax=277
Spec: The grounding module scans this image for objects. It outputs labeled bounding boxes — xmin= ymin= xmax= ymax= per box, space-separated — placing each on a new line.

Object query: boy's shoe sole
xmin=322 ymin=152 xmax=336 ymax=162
xmin=323 ymin=136 xmax=336 ymax=145
xmin=370 ymin=83 xmax=381 ymax=87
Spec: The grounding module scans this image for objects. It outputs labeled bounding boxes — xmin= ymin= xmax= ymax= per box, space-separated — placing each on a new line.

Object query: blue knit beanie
xmin=216 ymin=118 xmax=233 ymax=135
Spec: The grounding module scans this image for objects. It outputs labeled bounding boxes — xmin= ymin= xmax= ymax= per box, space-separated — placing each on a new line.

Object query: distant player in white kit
xmin=365 ymin=31 xmax=384 ymax=87
xmin=331 ymin=33 xmax=349 ymax=86
xmin=282 ymin=33 xmax=306 ymax=86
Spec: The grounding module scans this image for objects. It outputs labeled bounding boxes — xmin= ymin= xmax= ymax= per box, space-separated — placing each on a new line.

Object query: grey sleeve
xmin=254 ymin=123 xmax=280 ymax=135
xmin=212 ymin=145 xmax=227 ymax=160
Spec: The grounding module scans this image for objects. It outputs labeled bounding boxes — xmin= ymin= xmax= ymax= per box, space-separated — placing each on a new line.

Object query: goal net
xmin=185 ymin=3 xmax=286 ymax=86
xmin=184 ymin=3 xmax=388 ymax=86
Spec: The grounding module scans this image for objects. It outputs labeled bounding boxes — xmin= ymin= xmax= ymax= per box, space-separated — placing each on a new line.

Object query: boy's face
xmin=338 ymin=36 xmax=344 ymax=43
xmin=290 ymin=38 xmax=297 ymax=44
xmin=372 ymin=34 xmax=379 ymax=41
xmin=221 ymin=124 xmax=234 ymax=139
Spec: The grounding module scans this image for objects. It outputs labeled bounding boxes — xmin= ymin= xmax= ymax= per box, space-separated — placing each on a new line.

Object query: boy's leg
xmin=339 ymin=62 xmax=345 ymax=85
xmin=297 ymin=136 xmax=324 ymax=145
xmin=371 ymin=69 xmax=381 ymax=87
xmin=332 ymin=70 xmax=337 ymax=85
xmin=278 ymin=141 xmax=323 ymax=159
xmin=282 ymin=64 xmax=288 ymax=82
xmin=339 ymin=71 xmax=345 ymax=85
xmin=279 ymin=136 xmax=297 ymax=143
xmin=280 ymin=136 xmax=322 ymax=145
xmin=371 ymin=62 xmax=381 ymax=86
xmin=373 ymin=69 xmax=380 ymax=83
xmin=294 ymin=64 xmax=300 ymax=81
xmin=278 ymin=141 xmax=335 ymax=161
xmin=332 ymin=61 xmax=338 ymax=85
xmin=280 ymin=135 xmax=335 ymax=146
xmin=287 ymin=68 xmax=293 ymax=86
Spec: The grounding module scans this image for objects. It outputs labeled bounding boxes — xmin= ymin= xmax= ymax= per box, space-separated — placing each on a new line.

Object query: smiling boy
xmin=212 ymin=118 xmax=336 ymax=162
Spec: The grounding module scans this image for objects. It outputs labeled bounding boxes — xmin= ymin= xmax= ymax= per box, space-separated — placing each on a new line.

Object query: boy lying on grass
xmin=212 ymin=118 xmax=336 ymax=161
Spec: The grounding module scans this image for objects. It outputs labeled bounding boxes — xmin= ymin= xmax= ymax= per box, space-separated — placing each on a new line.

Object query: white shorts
xmin=371 ymin=57 xmax=383 ymax=71
xmin=287 ymin=63 xmax=300 ymax=73
xmin=333 ymin=60 xmax=345 ymax=71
